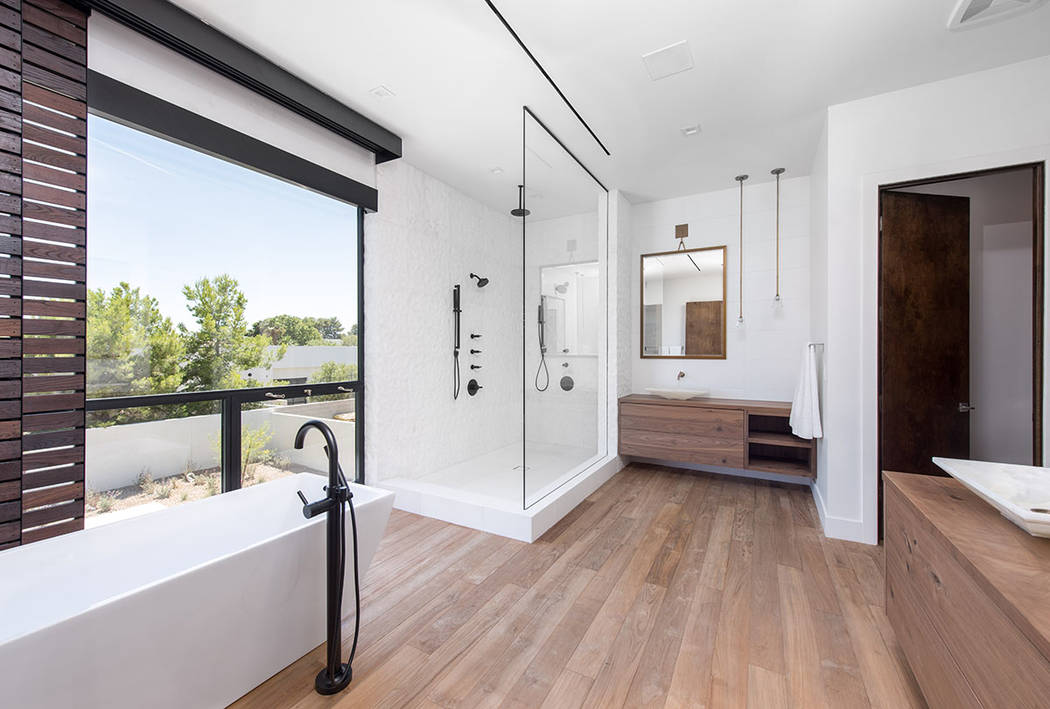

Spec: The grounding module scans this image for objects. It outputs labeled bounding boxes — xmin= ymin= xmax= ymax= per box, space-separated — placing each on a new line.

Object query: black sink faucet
xmin=294 ymin=420 xmax=356 ymax=695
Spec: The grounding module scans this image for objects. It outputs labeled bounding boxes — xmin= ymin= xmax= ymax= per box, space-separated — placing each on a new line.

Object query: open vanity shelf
xmin=618 ymin=394 xmax=816 ymax=479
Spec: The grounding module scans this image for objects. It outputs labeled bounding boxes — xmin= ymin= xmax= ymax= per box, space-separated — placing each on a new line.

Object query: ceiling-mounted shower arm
xmin=511 ymin=184 xmax=531 ymax=218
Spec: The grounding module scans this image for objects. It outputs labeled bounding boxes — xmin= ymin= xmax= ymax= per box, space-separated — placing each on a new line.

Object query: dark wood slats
xmin=20 ymin=4 xmax=84 ymax=48
xmin=15 ymin=0 xmax=88 ymax=545
xmin=21 ymin=239 xmax=84 ymax=263
xmin=22 ymin=199 xmax=84 ymax=226
xmin=22 ymin=355 xmax=84 ymax=373
xmin=22 ymin=279 xmax=83 ymax=298
xmin=21 ymin=460 xmax=81 ymax=489
xmin=23 ymin=99 xmax=84 ymax=135
xmin=21 ymin=443 xmax=83 ymax=469
xmin=22 ymin=258 xmax=82 ymax=280
xmin=21 ymin=497 xmax=79 ymax=526
xmin=22 ymin=336 xmax=82 ymax=354
xmin=20 ymin=219 xmax=82 ymax=244
xmin=23 ymin=161 xmax=84 ymax=190
xmin=22 ymin=297 xmax=83 ymax=317
xmin=23 ymin=180 xmax=85 ymax=209
xmin=22 ymin=408 xmax=80 ymax=429
xmin=21 ymin=391 xmax=82 ymax=413
xmin=22 ymin=318 xmax=78 ymax=335
xmin=20 ymin=515 xmax=80 ymax=543
xmin=23 ymin=120 xmax=83 ymax=154
xmin=22 ymin=426 xmax=81 ymax=450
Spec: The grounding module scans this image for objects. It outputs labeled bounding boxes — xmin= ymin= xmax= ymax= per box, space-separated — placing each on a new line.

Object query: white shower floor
xmin=378 ymin=440 xmax=611 ymax=540
xmin=417 ymin=440 xmax=600 ymax=507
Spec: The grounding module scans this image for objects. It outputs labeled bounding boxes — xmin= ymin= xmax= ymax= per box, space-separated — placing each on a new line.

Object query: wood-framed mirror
xmin=640 ymin=245 xmax=726 ymax=359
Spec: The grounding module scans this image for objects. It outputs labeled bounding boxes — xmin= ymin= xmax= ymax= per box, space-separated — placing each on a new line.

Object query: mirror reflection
xmin=641 ymin=246 xmax=726 ymax=359
xmin=539 ymin=261 xmax=599 ymax=356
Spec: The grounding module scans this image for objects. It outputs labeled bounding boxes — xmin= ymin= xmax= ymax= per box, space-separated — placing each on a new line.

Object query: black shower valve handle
xmin=470 ymin=349 xmax=482 ymax=354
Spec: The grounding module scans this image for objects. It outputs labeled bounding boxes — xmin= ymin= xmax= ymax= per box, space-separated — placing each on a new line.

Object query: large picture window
xmin=85 ymin=114 xmax=363 ymax=524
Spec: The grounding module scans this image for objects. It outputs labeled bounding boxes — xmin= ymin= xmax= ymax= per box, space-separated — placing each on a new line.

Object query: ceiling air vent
xmin=948 ymin=0 xmax=1048 ymax=30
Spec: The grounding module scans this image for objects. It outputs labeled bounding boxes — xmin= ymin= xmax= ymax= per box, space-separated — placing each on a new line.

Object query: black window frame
xmin=85 ymin=75 xmax=368 ymax=490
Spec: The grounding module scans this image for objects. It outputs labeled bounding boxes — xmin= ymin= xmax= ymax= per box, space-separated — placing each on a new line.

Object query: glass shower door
xmin=522 ymin=109 xmax=608 ymax=508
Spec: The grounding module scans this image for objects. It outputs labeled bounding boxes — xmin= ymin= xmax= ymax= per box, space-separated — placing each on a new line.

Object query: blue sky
xmin=87 ymin=115 xmax=359 ymax=332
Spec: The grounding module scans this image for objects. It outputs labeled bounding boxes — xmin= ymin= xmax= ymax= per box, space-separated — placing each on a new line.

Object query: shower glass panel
xmin=522 ymin=109 xmax=608 ymax=508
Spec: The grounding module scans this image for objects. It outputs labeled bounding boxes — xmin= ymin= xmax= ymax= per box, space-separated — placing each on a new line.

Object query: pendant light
xmin=734 ymin=174 xmax=749 ymax=326
xmin=771 ymin=167 xmax=786 ymax=302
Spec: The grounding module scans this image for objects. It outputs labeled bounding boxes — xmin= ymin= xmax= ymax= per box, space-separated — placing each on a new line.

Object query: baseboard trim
xmin=810 ymin=481 xmax=871 ymax=544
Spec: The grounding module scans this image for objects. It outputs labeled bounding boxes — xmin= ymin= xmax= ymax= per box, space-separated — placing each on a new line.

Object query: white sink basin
xmin=933 ymin=457 xmax=1050 ymax=538
xmin=644 ymin=387 xmax=709 ymax=400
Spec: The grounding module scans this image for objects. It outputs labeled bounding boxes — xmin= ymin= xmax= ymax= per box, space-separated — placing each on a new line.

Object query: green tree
xmin=181 ymin=275 xmax=277 ymax=391
xmin=251 ymin=314 xmax=324 ymax=346
xmin=87 ymin=282 xmax=184 ymax=398
xmin=309 ymin=317 xmax=344 ymax=340
xmin=308 ymin=360 xmax=357 ymax=401
xmin=309 ymin=360 xmax=357 ymax=384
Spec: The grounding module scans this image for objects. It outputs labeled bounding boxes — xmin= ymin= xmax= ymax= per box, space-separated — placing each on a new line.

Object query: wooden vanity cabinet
xmin=884 ymin=472 xmax=1050 ymax=708
xmin=617 ymin=394 xmax=815 ymax=478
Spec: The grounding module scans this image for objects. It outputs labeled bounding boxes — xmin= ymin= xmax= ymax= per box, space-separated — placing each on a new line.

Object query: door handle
xmin=958 ymin=402 xmax=975 ymax=413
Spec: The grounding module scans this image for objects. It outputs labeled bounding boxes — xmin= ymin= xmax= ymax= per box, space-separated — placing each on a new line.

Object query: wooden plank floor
xmin=233 ymin=463 xmax=927 ymax=708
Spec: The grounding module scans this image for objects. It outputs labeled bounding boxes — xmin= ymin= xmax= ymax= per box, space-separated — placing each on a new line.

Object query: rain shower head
xmin=470 ymin=273 xmax=489 ymax=288
xmin=511 ymin=184 xmax=531 ymax=217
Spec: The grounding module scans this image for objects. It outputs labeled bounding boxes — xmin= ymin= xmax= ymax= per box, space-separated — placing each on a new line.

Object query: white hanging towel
xmin=790 ymin=345 xmax=823 ymax=439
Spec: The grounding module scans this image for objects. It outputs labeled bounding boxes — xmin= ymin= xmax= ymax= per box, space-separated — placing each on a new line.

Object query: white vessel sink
xmin=933 ymin=457 xmax=1050 ymax=538
xmin=644 ymin=387 xmax=709 ymax=401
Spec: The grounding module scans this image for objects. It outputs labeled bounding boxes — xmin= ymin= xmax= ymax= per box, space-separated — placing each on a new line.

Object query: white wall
xmin=816 ymin=54 xmax=1050 ymax=543
xmin=245 ymin=345 xmax=358 ymax=383
xmin=631 ymin=177 xmax=811 ymax=401
xmin=364 ymin=161 xmax=521 ymax=482
xmin=88 ymin=15 xmax=376 ymax=189
xmin=897 ymin=169 xmax=1034 ymax=465
xmin=810 ymin=119 xmax=830 ymax=514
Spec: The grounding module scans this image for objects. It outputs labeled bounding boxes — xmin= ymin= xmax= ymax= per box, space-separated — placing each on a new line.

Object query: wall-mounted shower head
xmin=511 ymin=184 xmax=531 ymax=217
xmin=470 ymin=273 xmax=489 ymax=288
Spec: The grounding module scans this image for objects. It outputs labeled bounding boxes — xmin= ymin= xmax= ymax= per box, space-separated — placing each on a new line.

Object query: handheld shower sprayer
xmin=535 ymin=295 xmax=549 ymax=391
xmin=453 ymin=285 xmax=462 ymax=399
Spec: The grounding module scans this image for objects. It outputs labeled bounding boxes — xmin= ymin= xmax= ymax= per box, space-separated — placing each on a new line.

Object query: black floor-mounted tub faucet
xmin=294 ymin=420 xmax=360 ymax=696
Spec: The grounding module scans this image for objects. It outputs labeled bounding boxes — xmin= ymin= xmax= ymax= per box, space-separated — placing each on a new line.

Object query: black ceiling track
xmin=484 ymin=0 xmax=611 ymax=157
xmin=525 ymin=106 xmax=607 ymax=192
xmin=80 ymin=0 xmax=402 ymax=163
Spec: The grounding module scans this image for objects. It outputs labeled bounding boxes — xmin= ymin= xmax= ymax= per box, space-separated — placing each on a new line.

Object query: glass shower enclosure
xmin=521 ymin=107 xmax=609 ymax=508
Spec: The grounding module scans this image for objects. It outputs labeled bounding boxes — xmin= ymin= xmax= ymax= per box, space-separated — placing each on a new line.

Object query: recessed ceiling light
xmin=368 ymin=85 xmax=396 ymax=99
xmin=680 ymin=124 xmax=701 ymax=137
xmin=641 ymin=40 xmax=694 ymax=81
xmin=490 ymin=167 xmax=504 ymax=175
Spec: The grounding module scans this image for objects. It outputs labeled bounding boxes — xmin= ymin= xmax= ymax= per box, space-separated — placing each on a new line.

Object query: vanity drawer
xmin=619 ymin=403 xmax=744 ymax=438
xmin=619 ymin=428 xmax=744 ymax=468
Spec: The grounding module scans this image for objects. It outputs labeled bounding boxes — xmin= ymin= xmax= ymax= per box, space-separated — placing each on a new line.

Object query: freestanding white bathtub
xmin=0 ymin=473 xmax=394 ymax=709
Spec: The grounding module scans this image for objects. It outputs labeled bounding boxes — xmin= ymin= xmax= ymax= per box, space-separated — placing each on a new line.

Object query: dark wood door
xmin=880 ymin=191 xmax=971 ymax=477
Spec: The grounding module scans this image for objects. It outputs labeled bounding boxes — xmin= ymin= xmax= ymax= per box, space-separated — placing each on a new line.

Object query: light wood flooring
xmin=233 ymin=463 xmax=927 ymax=708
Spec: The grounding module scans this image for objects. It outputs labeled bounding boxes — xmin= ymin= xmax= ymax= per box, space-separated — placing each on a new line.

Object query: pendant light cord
xmin=734 ymin=174 xmax=749 ymax=322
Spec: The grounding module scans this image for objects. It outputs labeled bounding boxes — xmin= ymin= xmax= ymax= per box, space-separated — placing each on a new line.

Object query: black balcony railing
xmin=86 ymin=379 xmax=364 ymax=492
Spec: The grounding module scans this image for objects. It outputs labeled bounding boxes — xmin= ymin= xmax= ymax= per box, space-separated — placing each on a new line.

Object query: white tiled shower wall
xmin=364 ymin=161 xmax=522 ymax=483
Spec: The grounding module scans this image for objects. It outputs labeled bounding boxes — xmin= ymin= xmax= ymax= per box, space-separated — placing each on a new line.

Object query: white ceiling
xmin=172 ymin=0 xmax=1050 ymax=214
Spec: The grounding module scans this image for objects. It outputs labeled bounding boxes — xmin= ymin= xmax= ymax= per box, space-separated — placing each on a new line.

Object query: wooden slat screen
xmin=0 ymin=0 xmax=22 ymax=552
xmin=13 ymin=0 xmax=86 ymax=547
